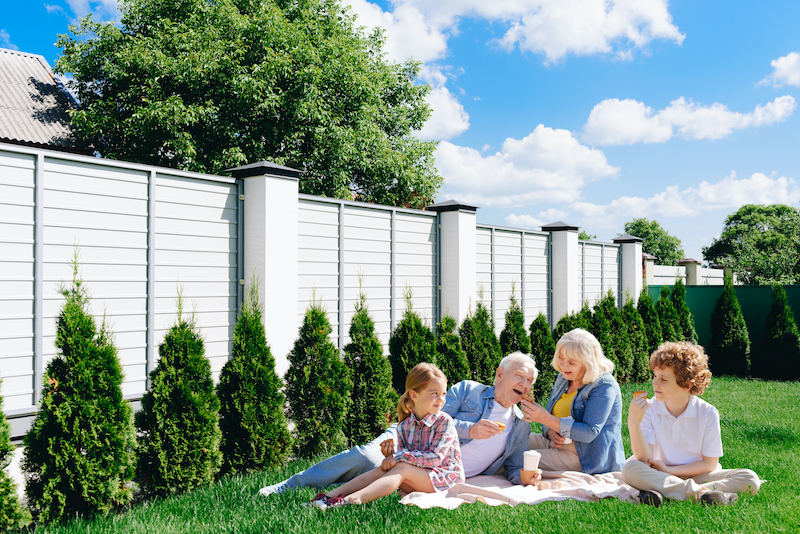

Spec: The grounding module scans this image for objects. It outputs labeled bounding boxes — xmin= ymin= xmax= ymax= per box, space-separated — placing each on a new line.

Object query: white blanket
xmin=399 ymin=471 xmax=639 ymax=509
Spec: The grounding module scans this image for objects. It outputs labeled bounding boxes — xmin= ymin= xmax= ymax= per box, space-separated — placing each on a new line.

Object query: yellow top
xmin=551 ymin=390 xmax=576 ymax=418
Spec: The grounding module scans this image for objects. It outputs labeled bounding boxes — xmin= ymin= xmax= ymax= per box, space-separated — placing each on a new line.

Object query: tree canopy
xmin=623 ymin=218 xmax=684 ymax=265
xmin=702 ymin=204 xmax=800 ymax=284
xmin=56 ymin=0 xmax=442 ymax=209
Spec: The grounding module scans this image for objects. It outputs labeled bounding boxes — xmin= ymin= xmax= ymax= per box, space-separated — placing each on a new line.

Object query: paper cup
xmin=562 ymin=437 xmax=573 ymax=444
xmin=520 ymin=469 xmax=537 ymax=485
xmin=524 ymin=450 xmax=541 ymax=471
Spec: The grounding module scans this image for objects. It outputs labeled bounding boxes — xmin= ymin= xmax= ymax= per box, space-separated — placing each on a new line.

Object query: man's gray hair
xmin=494 ymin=352 xmax=538 ymax=385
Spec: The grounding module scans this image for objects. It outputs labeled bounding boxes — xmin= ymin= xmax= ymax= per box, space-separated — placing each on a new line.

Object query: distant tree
xmin=388 ymin=289 xmax=436 ymax=394
xmin=285 ymin=300 xmax=351 ymax=458
xmin=460 ymin=299 xmax=502 ymax=384
xmin=637 ymin=289 xmax=663 ymax=355
xmin=755 ymin=286 xmax=800 ymax=380
xmin=622 ymin=293 xmax=650 ymax=382
xmin=0 ymin=380 xmax=28 ymax=530
xmin=529 ymin=313 xmax=557 ymax=403
xmin=703 ymin=204 xmax=800 ymax=284
xmin=500 ymin=284 xmax=531 ymax=356
xmin=708 ymin=272 xmax=750 ymax=377
xmin=578 ymin=230 xmax=597 ymax=241
xmin=136 ymin=291 xmax=222 ymax=497
xmin=435 ymin=314 xmax=471 ymax=387
xmin=344 ymin=290 xmax=395 ymax=446
xmin=624 ymin=218 xmax=684 ymax=266
xmin=217 ymin=279 xmax=292 ymax=476
xmin=671 ymin=278 xmax=698 ymax=343
xmin=655 ymin=286 xmax=682 ymax=343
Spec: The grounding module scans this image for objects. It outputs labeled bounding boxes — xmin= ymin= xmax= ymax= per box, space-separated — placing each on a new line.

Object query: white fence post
xmin=613 ymin=234 xmax=643 ymax=304
xmin=682 ymin=259 xmax=702 ymax=285
xmin=542 ymin=222 xmax=580 ymax=324
xmin=229 ymin=161 xmax=300 ymax=376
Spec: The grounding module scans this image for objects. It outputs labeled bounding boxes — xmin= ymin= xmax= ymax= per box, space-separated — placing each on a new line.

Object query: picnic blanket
xmin=399 ymin=471 xmax=640 ymax=509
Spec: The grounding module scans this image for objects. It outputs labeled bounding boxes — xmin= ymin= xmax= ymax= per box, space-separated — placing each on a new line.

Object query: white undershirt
xmin=459 ymin=401 xmax=514 ymax=477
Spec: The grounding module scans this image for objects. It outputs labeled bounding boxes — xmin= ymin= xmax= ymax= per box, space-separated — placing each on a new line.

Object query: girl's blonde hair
xmin=551 ymin=328 xmax=614 ymax=385
xmin=397 ymin=363 xmax=447 ymax=423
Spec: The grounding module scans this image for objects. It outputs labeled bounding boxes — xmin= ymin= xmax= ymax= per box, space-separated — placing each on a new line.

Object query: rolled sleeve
xmin=561 ymin=381 xmax=616 ymax=443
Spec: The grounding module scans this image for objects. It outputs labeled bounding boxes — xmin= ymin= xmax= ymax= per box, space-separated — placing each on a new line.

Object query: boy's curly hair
xmin=650 ymin=342 xmax=712 ymax=395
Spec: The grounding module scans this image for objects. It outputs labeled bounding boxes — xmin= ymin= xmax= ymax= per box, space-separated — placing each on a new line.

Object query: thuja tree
xmin=552 ymin=311 xmax=581 ymax=342
xmin=435 ymin=314 xmax=471 ymax=387
xmin=589 ymin=299 xmax=620 ymax=378
xmin=136 ymin=292 xmax=222 ymax=497
xmin=460 ymin=299 xmax=502 ymax=384
xmin=22 ymin=260 xmax=135 ymax=523
xmin=708 ymin=272 xmax=750 ymax=377
xmin=637 ymin=290 xmax=663 ymax=355
xmin=344 ymin=291 xmax=395 ymax=446
xmin=217 ymin=280 xmax=292 ymax=476
xmin=529 ymin=313 xmax=557 ymax=403
xmin=1 ymin=381 xmax=27 ymax=530
xmin=756 ymin=285 xmax=800 ymax=380
xmin=500 ymin=284 xmax=530 ymax=356
xmin=656 ymin=286 xmax=682 ymax=343
xmin=621 ymin=293 xmax=650 ymax=382
xmin=285 ymin=301 xmax=351 ymax=458
xmin=388 ymin=289 xmax=436 ymax=394
xmin=576 ymin=301 xmax=594 ymax=331
xmin=593 ymin=291 xmax=633 ymax=381
xmin=671 ymin=278 xmax=698 ymax=343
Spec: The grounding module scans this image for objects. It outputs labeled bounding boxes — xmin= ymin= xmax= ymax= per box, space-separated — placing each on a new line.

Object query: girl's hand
xmin=381 ymin=456 xmax=397 ymax=471
xmin=519 ymin=398 xmax=549 ymax=424
xmin=547 ymin=428 xmax=566 ymax=448
xmin=628 ymin=392 xmax=649 ymax=427
xmin=380 ymin=439 xmax=395 ymax=457
xmin=468 ymin=420 xmax=504 ymax=439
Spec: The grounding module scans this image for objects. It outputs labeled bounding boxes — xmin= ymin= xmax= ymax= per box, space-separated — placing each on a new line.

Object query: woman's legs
xmin=336 ymin=462 xmax=435 ymax=505
xmin=529 ymin=433 xmax=582 ymax=473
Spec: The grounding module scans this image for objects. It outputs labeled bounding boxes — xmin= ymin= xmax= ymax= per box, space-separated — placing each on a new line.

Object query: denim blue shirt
xmin=444 ymin=380 xmax=530 ymax=485
xmin=541 ymin=372 xmax=625 ymax=474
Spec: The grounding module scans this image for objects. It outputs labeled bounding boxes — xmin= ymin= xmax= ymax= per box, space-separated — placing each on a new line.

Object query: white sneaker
xmin=258 ymin=480 xmax=290 ymax=497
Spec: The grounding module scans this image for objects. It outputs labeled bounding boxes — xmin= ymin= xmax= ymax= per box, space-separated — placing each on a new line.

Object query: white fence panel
xmin=653 ymin=265 xmax=686 ymax=286
xmin=581 ymin=243 xmax=604 ymax=306
xmin=492 ymin=230 xmax=523 ymax=337
xmin=394 ymin=212 xmax=437 ymax=335
xmin=603 ymin=244 xmax=620 ymax=303
xmin=475 ymin=228 xmax=493 ymax=313
xmin=700 ymin=268 xmax=724 ymax=285
xmin=523 ymin=233 xmax=549 ymax=323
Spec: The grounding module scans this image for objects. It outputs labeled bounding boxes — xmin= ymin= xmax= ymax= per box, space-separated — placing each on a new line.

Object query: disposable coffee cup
xmin=562 ymin=437 xmax=573 ymax=444
xmin=524 ymin=450 xmax=541 ymax=471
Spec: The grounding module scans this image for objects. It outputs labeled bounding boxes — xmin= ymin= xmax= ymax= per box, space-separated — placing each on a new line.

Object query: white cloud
xmin=0 ymin=29 xmax=18 ymax=50
xmin=760 ymin=51 xmax=800 ymax=87
xmin=65 ymin=0 xmax=120 ymax=22
xmin=416 ymin=84 xmax=470 ymax=140
xmin=582 ymin=96 xmax=797 ymax=145
xmin=44 ymin=4 xmax=65 ymax=14
xmin=505 ymin=214 xmax=546 ymax=229
xmin=436 ymin=125 xmax=619 ymax=207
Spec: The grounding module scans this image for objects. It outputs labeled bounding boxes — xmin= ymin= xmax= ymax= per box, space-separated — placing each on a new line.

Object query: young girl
xmin=306 ymin=363 xmax=464 ymax=510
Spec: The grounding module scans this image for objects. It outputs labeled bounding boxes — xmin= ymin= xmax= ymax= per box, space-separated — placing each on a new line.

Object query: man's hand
xmin=381 ymin=456 xmax=397 ymax=471
xmin=468 ymin=419 xmax=504 ymax=439
xmin=380 ymin=439 xmax=395 ymax=458
xmin=547 ymin=428 xmax=566 ymax=448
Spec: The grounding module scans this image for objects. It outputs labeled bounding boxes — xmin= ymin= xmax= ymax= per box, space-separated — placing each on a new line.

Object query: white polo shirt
xmin=642 ymin=395 xmax=723 ymax=467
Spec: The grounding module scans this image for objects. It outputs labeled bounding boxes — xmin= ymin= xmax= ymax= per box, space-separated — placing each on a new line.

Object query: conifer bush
xmin=671 ymin=278 xmax=698 ymax=343
xmin=285 ymin=301 xmax=351 ymax=458
xmin=217 ymin=280 xmax=292 ymax=476
xmin=135 ymin=292 xmax=222 ymax=497
xmin=435 ymin=314 xmax=471 ymax=387
xmin=576 ymin=301 xmax=594 ymax=330
xmin=552 ymin=311 xmax=581 ymax=342
xmin=499 ymin=285 xmax=530 ymax=356
xmin=460 ymin=300 xmax=502 ymax=384
xmin=22 ymin=261 xmax=135 ymax=523
xmin=755 ymin=285 xmax=800 ymax=380
xmin=589 ymin=301 xmax=620 ymax=377
xmin=656 ymin=286 xmax=681 ymax=343
xmin=344 ymin=292 xmax=395 ymax=446
xmin=708 ymin=272 xmax=750 ymax=377
xmin=1 ymin=381 xmax=28 ymax=530
xmin=592 ymin=291 xmax=633 ymax=381
xmin=637 ymin=289 xmax=663 ymax=355
xmin=621 ymin=293 xmax=650 ymax=382
xmin=529 ymin=313 xmax=557 ymax=403
xmin=388 ymin=289 xmax=436 ymax=394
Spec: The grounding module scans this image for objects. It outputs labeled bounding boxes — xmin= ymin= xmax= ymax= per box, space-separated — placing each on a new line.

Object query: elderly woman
xmin=520 ymin=328 xmax=625 ymax=475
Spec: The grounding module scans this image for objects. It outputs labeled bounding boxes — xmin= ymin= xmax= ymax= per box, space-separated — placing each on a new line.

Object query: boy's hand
xmin=381 ymin=456 xmax=397 ymax=471
xmin=380 ymin=439 xmax=395 ymax=457
xmin=647 ymin=459 xmax=667 ymax=473
xmin=628 ymin=391 xmax=649 ymax=427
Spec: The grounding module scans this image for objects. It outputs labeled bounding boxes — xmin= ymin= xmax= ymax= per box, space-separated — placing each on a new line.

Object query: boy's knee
xmin=621 ymin=459 xmax=647 ymax=482
xmin=740 ymin=469 xmax=761 ymax=494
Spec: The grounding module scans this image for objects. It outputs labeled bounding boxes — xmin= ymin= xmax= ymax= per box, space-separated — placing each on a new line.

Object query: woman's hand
xmin=519 ymin=398 xmax=549 ymax=424
xmin=380 ymin=439 xmax=395 ymax=457
xmin=381 ymin=456 xmax=397 ymax=471
xmin=547 ymin=428 xmax=567 ymax=448
xmin=468 ymin=420 xmax=504 ymax=439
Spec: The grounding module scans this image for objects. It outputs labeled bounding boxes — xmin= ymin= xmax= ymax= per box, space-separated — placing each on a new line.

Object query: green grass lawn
xmin=24 ymin=378 xmax=800 ymax=534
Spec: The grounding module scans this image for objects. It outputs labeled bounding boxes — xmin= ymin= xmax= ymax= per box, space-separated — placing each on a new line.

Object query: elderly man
xmin=259 ymin=352 xmax=538 ymax=496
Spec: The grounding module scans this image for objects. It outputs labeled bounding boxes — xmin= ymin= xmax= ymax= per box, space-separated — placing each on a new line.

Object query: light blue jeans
xmin=286 ymin=424 xmax=398 ymax=489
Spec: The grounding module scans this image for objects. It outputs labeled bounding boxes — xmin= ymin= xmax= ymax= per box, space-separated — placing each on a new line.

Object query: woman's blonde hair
xmin=397 ymin=363 xmax=447 ymax=423
xmin=551 ymin=328 xmax=614 ymax=384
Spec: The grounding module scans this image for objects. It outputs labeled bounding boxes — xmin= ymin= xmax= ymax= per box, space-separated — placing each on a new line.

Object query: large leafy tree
xmin=624 ymin=218 xmax=685 ymax=266
xmin=56 ymin=0 xmax=442 ymax=208
xmin=703 ymin=204 xmax=800 ymax=284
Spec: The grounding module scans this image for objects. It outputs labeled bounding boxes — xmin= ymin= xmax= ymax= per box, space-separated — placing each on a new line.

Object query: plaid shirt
xmin=393 ymin=411 xmax=464 ymax=491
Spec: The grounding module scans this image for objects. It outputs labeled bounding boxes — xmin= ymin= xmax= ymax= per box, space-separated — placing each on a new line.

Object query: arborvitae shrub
xmin=344 ymin=293 xmax=395 ymax=446
xmin=1 ymin=380 xmax=28 ymax=530
xmin=671 ymin=278 xmax=698 ymax=343
xmin=499 ymin=285 xmax=530 ymax=356
xmin=217 ymin=280 xmax=292 ymax=476
xmin=285 ymin=301 xmax=351 ymax=458
xmin=708 ymin=272 xmax=750 ymax=377
xmin=656 ymin=286 xmax=682 ymax=343
xmin=529 ymin=313 xmax=557 ymax=403
xmin=637 ymin=289 xmax=663 ymax=355
xmin=589 ymin=299 xmax=620 ymax=377
xmin=22 ymin=262 xmax=135 ymax=523
xmin=576 ymin=301 xmax=593 ymax=330
xmin=552 ymin=311 xmax=581 ymax=342
xmin=435 ymin=314 xmax=471 ymax=387
xmin=593 ymin=291 xmax=633 ymax=382
xmin=622 ymin=293 xmax=650 ymax=382
xmin=136 ymin=293 xmax=222 ymax=497
xmin=460 ymin=300 xmax=502 ymax=384
xmin=388 ymin=291 xmax=436 ymax=394
xmin=756 ymin=285 xmax=800 ymax=380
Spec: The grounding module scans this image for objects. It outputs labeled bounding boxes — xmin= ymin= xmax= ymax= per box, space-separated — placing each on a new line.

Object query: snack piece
xmin=634 ymin=390 xmax=646 ymax=398
xmin=493 ymin=421 xmax=506 ymax=431
xmin=526 ymin=389 xmax=536 ymax=402
xmin=536 ymin=481 xmax=551 ymax=490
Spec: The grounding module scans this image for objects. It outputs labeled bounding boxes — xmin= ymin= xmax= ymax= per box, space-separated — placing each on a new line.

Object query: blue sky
xmin=3 ymin=0 xmax=800 ymax=263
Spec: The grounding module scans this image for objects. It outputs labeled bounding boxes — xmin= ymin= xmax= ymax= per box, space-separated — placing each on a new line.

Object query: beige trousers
xmin=622 ymin=458 xmax=761 ymax=501
xmin=528 ymin=433 xmax=582 ymax=473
